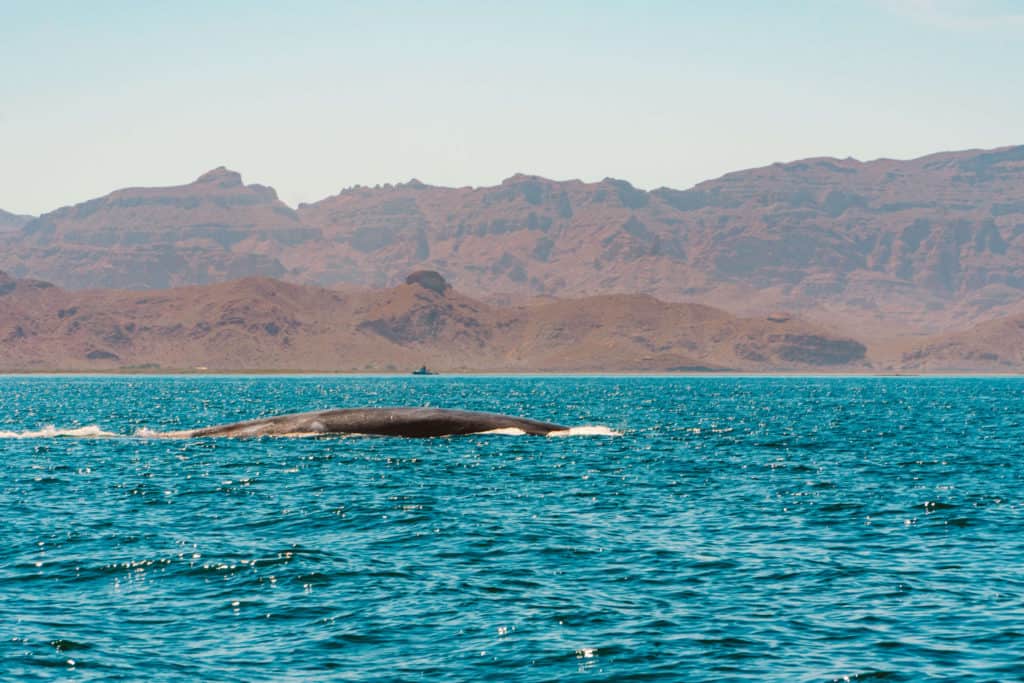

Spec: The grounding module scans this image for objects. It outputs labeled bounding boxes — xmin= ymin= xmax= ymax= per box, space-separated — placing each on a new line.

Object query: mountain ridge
xmin=0 ymin=208 xmax=33 ymax=232
xmin=3 ymin=144 xmax=1023 ymax=338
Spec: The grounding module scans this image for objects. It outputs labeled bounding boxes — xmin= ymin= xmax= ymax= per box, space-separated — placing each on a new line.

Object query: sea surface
xmin=2 ymin=375 xmax=1023 ymax=681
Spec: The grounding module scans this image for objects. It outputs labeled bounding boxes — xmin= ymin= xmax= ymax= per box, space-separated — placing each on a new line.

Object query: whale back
xmin=185 ymin=407 xmax=567 ymax=438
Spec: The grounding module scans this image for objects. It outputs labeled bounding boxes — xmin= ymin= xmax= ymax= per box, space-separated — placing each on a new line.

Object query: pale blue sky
xmin=2 ymin=0 xmax=1022 ymax=214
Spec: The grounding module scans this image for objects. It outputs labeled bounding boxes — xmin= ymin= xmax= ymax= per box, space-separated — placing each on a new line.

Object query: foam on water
xmin=0 ymin=425 xmax=117 ymax=439
xmin=548 ymin=425 xmax=622 ymax=437
xmin=478 ymin=427 xmax=528 ymax=435
xmin=479 ymin=425 xmax=621 ymax=436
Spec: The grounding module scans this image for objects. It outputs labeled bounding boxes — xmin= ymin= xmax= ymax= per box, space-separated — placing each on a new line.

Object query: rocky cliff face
xmin=294 ymin=147 xmax=1024 ymax=333
xmin=3 ymin=145 xmax=1023 ymax=334
xmin=2 ymin=168 xmax=304 ymax=289
xmin=656 ymin=145 xmax=1024 ymax=333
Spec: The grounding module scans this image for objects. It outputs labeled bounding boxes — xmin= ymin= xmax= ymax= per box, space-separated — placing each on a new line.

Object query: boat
xmin=412 ymin=365 xmax=437 ymax=375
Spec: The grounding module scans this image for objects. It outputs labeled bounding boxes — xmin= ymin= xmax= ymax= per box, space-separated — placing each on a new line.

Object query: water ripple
xmin=2 ymin=375 xmax=1024 ymax=679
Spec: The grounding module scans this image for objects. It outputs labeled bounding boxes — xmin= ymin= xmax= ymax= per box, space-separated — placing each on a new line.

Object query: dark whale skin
xmin=179 ymin=407 xmax=568 ymax=438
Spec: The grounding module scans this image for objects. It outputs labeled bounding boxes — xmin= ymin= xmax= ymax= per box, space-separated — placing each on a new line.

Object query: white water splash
xmin=548 ymin=426 xmax=622 ymax=437
xmin=134 ymin=427 xmax=174 ymax=438
xmin=0 ymin=425 xmax=117 ymax=439
xmin=477 ymin=425 xmax=621 ymax=437
xmin=478 ymin=427 xmax=528 ymax=436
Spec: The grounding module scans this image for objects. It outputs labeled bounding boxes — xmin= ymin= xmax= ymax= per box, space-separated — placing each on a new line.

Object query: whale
xmin=160 ymin=407 xmax=569 ymax=438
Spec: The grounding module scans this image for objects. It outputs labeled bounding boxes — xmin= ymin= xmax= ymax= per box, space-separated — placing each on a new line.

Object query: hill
xmin=892 ymin=313 xmax=1024 ymax=372
xmin=0 ymin=271 xmax=867 ymax=372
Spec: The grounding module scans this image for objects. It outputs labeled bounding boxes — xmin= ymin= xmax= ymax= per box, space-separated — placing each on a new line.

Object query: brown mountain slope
xmin=890 ymin=314 xmax=1024 ymax=372
xmin=3 ymin=145 xmax=1023 ymax=335
xmin=2 ymin=168 xmax=305 ymax=288
xmin=657 ymin=146 xmax=1024 ymax=334
xmin=0 ymin=209 xmax=32 ymax=232
xmin=0 ymin=271 xmax=867 ymax=372
xmin=297 ymin=146 xmax=1024 ymax=333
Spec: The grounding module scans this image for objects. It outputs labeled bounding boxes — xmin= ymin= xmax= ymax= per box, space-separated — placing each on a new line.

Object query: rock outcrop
xmin=405 ymin=270 xmax=450 ymax=294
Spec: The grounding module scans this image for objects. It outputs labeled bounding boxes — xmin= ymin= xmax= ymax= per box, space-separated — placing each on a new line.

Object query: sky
xmin=1 ymin=0 xmax=1022 ymax=215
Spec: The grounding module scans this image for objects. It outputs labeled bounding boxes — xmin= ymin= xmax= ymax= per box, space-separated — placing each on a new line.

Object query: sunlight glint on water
xmin=1 ymin=375 xmax=1023 ymax=681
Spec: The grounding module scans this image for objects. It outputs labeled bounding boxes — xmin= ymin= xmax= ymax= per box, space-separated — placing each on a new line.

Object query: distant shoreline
xmin=2 ymin=369 xmax=1023 ymax=378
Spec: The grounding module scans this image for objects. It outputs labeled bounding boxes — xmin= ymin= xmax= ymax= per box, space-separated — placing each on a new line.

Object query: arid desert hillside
xmin=0 ymin=270 xmax=871 ymax=373
xmin=4 ymin=145 xmax=1024 ymax=338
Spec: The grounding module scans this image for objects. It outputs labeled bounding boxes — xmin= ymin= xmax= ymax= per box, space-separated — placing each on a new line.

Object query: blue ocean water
xmin=2 ymin=375 xmax=1023 ymax=681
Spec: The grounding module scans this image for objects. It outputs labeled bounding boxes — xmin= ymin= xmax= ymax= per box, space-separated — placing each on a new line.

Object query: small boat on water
xmin=412 ymin=365 xmax=437 ymax=375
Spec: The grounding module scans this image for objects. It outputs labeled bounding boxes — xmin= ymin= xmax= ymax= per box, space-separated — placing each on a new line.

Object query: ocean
xmin=1 ymin=375 xmax=1022 ymax=681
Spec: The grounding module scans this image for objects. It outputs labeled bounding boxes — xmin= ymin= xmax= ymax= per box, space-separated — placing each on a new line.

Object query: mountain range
xmin=2 ymin=144 xmax=1024 ymax=370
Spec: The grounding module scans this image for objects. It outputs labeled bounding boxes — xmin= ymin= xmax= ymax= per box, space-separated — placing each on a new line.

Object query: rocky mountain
xmin=1 ymin=168 xmax=303 ymax=289
xmin=3 ymin=145 xmax=1023 ymax=335
xmin=295 ymin=146 xmax=1024 ymax=335
xmin=0 ymin=271 xmax=868 ymax=372
xmin=0 ymin=209 xmax=32 ymax=232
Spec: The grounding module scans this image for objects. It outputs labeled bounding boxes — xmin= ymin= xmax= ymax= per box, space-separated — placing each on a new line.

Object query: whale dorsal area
xmin=183 ymin=407 xmax=568 ymax=438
